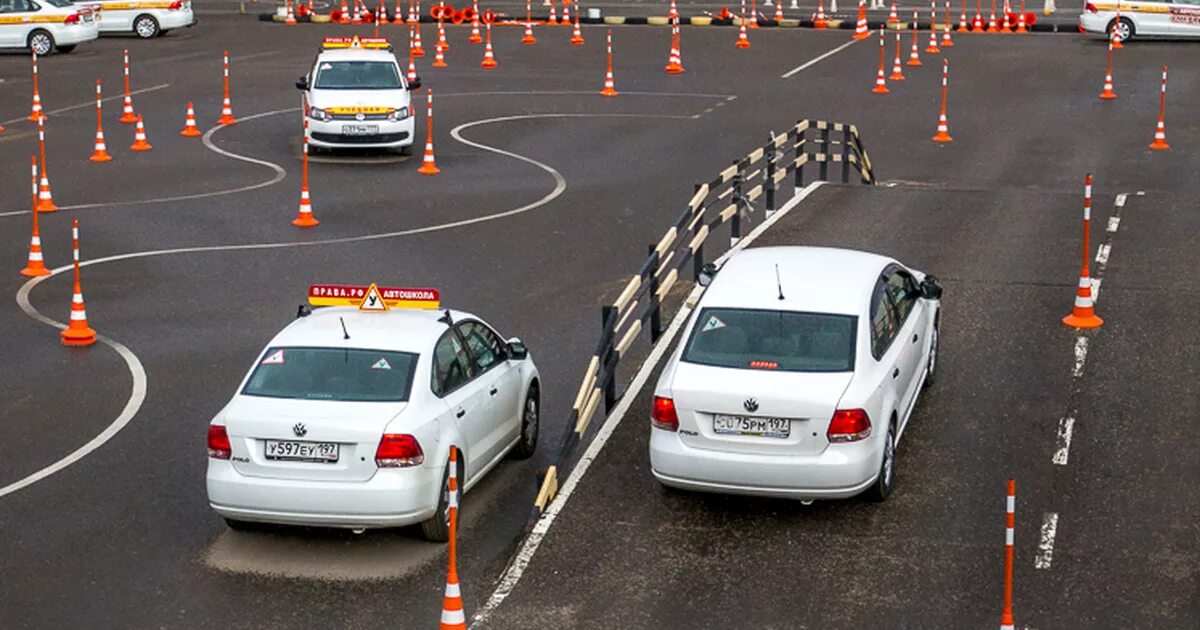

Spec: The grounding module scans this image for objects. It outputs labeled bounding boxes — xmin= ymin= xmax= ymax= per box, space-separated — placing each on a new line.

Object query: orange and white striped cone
xmin=120 ymin=50 xmax=138 ymax=124
xmin=600 ymin=30 xmax=618 ymax=95
xmin=872 ymin=29 xmax=890 ymax=94
xmin=36 ymin=117 xmax=57 ymax=213
xmin=1110 ymin=10 xmax=1125 ymax=48
xmin=888 ymin=32 xmax=905 ymax=80
xmin=394 ymin=0 xmax=404 ymax=23
xmin=437 ymin=18 xmax=450 ymax=51
xmin=1063 ymin=174 xmax=1103 ymax=329
xmin=563 ymin=0 xmax=572 ymax=26
xmin=522 ymin=20 xmax=537 ymax=44
xmin=180 ymin=102 xmax=202 ymax=137
xmin=774 ymin=1 xmax=783 ymax=22
xmin=665 ymin=19 xmax=684 ymax=74
xmin=815 ymin=0 xmax=827 ymax=28
xmin=972 ymin=1 xmax=984 ymax=30
xmin=469 ymin=0 xmax=483 ymax=42
xmin=669 ymin=0 xmax=679 ymax=19
xmin=338 ymin=0 xmax=349 ymax=22
xmin=412 ymin=24 xmax=427 ymax=58
xmin=958 ymin=0 xmax=970 ymax=31
xmin=285 ymin=0 xmax=297 ymax=24
xmin=747 ymin=0 xmax=759 ymax=27
xmin=21 ymin=157 xmax=51 ymax=278
xmin=61 ymin=220 xmax=97 ymax=348
xmin=293 ymin=127 xmax=320 ymax=227
xmin=736 ymin=1 xmax=751 ymax=48
xmin=932 ymin=59 xmax=953 ymax=142
xmin=90 ymin=80 xmax=113 ymax=163
xmin=1149 ymin=65 xmax=1170 ymax=150
xmin=130 ymin=115 xmax=152 ymax=151
xmin=548 ymin=2 xmax=558 ymax=24
xmin=999 ymin=480 xmax=1017 ymax=630
xmin=352 ymin=0 xmax=363 ymax=23
xmin=1000 ymin=8 xmax=1012 ymax=32
xmin=219 ymin=51 xmax=237 ymax=125
xmin=1099 ymin=38 xmax=1116 ymax=100
xmin=570 ymin=10 xmax=584 ymax=44
xmin=987 ymin=1 xmax=999 ymax=31
xmin=907 ymin=10 xmax=923 ymax=65
xmin=926 ymin=3 xmax=941 ymax=52
xmin=942 ymin=1 xmax=955 ymax=45
xmin=439 ymin=447 xmax=466 ymax=630
xmin=481 ymin=23 xmax=498 ymax=68
xmin=28 ymin=52 xmax=44 ymax=122
xmin=1016 ymin=0 xmax=1028 ymax=32
xmin=853 ymin=0 xmax=869 ymax=39
xmin=417 ymin=89 xmax=441 ymax=175
xmin=408 ymin=0 xmax=420 ymax=24
xmin=887 ymin=2 xmax=899 ymax=23
xmin=407 ymin=49 xmax=419 ymax=82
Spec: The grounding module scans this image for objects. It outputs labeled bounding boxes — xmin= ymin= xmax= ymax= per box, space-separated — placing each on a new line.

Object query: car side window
xmin=431 ymin=330 xmax=473 ymax=397
xmin=456 ymin=321 xmax=504 ymax=375
xmin=885 ymin=269 xmax=919 ymax=324
xmin=0 ymin=0 xmax=33 ymax=12
xmin=869 ymin=280 xmax=899 ymax=360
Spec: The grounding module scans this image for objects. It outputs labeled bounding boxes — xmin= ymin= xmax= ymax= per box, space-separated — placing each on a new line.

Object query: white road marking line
xmin=1052 ymin=417 xmax=1075 ymax=466
xmin=1073 ymin=336 xmax=1088 ymax=378
xmin=1035 ymin=512 xmax=1059 ymax=569
xmin=0 ymin=83 xmax=170 ymax=126
xmin=471 ymin=181 xmax=828 ymax=627
xmin=781 ymin=39 xmax=861 ymax=79
xmin=1095 ymin=243 xmax=1110 ymax=266
xmin=1114 ymin=193 xmax=1127 ymax=208
xmin=1107 ymin=216 xmax=1120 ymax=233
xmin=1091 ymin=278 xmax=1102 ymax=304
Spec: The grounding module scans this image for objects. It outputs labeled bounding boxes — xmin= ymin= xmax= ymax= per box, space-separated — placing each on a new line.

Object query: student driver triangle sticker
xmin=358 ymin=283 xmax=388 ymax=311
xmin=261 ymin=350 xmax=285 ymax=364
xmin=371 ymin=357 xmax=392 ymax=370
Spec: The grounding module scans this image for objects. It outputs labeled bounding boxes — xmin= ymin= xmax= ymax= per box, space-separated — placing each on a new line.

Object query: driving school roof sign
xmin=308 ymin=284 xmax=440 ymax=310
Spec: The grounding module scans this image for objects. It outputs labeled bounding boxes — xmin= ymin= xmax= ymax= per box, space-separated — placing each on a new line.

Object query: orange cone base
xmin=943 ymin=38 xmax=955 ymax=47
xmin=61 ymin=327 xmax=98 ymax=347
xmin=571 ymin=36 xmax=584 ymax=45
xmin=181 ymin=127 xmax=201 ymax=137
xmin=522 ymin=35 xmax=536 ymax=44
xmin=433 ymin=58 xmax=447 ymax=68
xmin=36 ymin=200 xmax=57 ymax=213
xmin=666 ymin=63 xmax=684 ymax=74
xmin=292 ymin=215 xmax=319 ymax=227
xmin=20 ymin=263 xmax=51 ymax=277
xmin=926 ymin=46 xmax=940 ymax=53
xmin=1099 ymin=90 xmax=1116 ymax=100
xmin=119 ymin=113 xmax=138 ymax=124
xmin=1149 ymin=139 xmax=1170 ymax=151
xmin=600 ymin=87 xmax=618 ymax=97
xmin=28 ymin=113 xmax=41 ymax=123
xmin=482 ymin=59 xmax=497 ymax=69
xmin=218 ymin=115 xmax=237 ymax=125
xmin=1112 ymin=39 xmax=1124 ymax=49
xmin=854 ymin=32 xmax=870 ymax=40
xmin=90 ymin=150 xmax=113 ymax=163
xmin=1062 ymin=312 xmax=1103 ymax=329
xmin=815 ymin=19 xmax=826 ymax=29
xmin=907 ymin=58 xmax=922 ymax=67
xmin=873 ymin=86 xmax=890 ymax=94
xmin=413 ymin=49 xmax=426 ymax=58
xmin=932 ymin=132 xmax=953 ymax=142
xmin=131 ymin=141 xmax=152 ymax=152
xmin=889 ymin=70 xmax=905 ymax=80
xmin=736 ymin=40 xmax=750 ymax=49
xmin=418 ymin=163 xmax=440 ymax=175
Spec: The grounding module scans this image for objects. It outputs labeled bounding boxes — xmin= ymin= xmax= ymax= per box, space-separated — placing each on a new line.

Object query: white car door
xmin=0 ymin=0 xmax=35 ymax=47
xmin=456 ymin=320 xmax=521 ymax=468
xmin=1167 ymin=0 xmax=1200 ymax=35
xmin=885 ymin=268 xmax=927 ymax=414
xmin=869 ymin=278 xmax=909 ymax=427
xmin=431 ymin=329 xmax=491 ymax=482
xmin=1126 ymin=0 xmax=1172 ymax=35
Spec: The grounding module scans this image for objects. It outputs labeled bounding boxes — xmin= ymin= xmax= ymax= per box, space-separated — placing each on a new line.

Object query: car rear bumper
xmin=55 ymin=24 xmax=101 ymax=45
xmin=649 ymin=429 xmax=881 ymax=499
xmin=206 ymin=459 xmax=438 ymax=529
xmin=158 ymin=9 xmax=195 ymax=29
xmin=1078 ymin=12 xmax=1112 ymax=35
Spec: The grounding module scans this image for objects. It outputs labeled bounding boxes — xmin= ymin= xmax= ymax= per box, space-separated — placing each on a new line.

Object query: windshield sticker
xmin=320 ymin=63 xmax=333 ymax=70
xmin=371 ymin=358 xmax=392 ymax=370
xmin=261 ymin=350 xmax=285 ymax=365
xmin=701 ymin=316 xmax=726 ymax=332
xmin=749 ymin=360 xmax=779 ymax=369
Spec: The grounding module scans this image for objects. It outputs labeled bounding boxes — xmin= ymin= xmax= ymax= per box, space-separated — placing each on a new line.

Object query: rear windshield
xmin=681 ymin=308 xmax=856 ymax=372
xmin=242 ymin=347 xmax=418 ymax=402
xmin=314 ymin=61 xmax=402 ymax=89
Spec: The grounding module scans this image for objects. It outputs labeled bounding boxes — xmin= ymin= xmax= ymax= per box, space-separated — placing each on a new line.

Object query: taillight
xmin=1084 ymin=2 xmax=1098 ymax=12
xmin=375 ymin=434 xmax=424 ymax=467
xmin=651 ymin=396 xmax=679 ymax=431
xmin=168 ymin=0 xmax=183 ymax=9
xmin=827 ymin=409 xmax=872 ymax=443
xmin=207 ymin=425 xmax=232 ymax=459
xmin=63 ymin=12 xmax=80 ymax=24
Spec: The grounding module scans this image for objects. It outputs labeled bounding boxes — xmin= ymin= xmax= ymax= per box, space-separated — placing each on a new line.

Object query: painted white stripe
xmin=72 ymin=294 xmax=84 ymax=304
xmin=471 ymin=181 xmax=828 ymax=626
xmin=445 ymin=582 xmax=461 ymax=597
xmin=449 ymin=459 xmax=457 ymax=479
xmin=1115 ymin=193 xmax=1127 ymax=208
xmin=1007 ymin=496 xmax=1015 ymax=513
xmin=1006 ymin=528 xmax=1014 ymax=546
xmin=1 ymin=84 xmax=170 ymax=127
xmin=1091 ymin=278 xmax=1102 ymax=304
xmin=69 ymin=310 xmax=87 ymax=321
xmin=781 ymin=39 xmax=862 ymax=79
xmin=1107 ymin=216 xmax=1120 ymax=233
xmin=1052 ymin=417 xmax=1075 ymax=466
xmin=441 ymin=609 xmax=466 ymax=624
xmin=1095 ymin=243 xmax=1110 ymax=266
xmin=1035 ymin=512 xmax=1059 ymax=569
xmin=1072 ymin=336 xmax=1088 ymax=377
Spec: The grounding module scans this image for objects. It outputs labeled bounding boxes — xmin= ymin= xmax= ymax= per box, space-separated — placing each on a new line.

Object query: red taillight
xmin=63 ymin=12 xmax=80 ymax=24
xmin=827 ymin=409 xmax=872 ymax=443
xmin=651 ymin=396 xmax=679 ymax=431
xmin=1085 ymin=2 xmax=1098 ymax=12
xmin=375 ymin=434 xmax=424 ymax=468
xmin=168 ymin=0 xmax=183 ymax=9
xmin=207 ymin=425 xmax=231 ymax=459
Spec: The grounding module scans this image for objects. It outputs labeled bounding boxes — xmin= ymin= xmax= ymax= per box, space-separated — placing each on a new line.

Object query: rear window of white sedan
xmin=242 ymin=347 xmax=419 ymax=402
xmin=682 ymin=308 xmax=856 ymax=372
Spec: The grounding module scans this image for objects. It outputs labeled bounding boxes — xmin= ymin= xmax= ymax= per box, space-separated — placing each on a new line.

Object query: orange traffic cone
xmin=958 ymin=1 xmax=970 ymax=31
xmin=669 ymin=0 xmax=679 ymax=19
xmin=218 ymin=51 xmax=237 ymax=125
xmin=815 ymin=0 xmax=827 ymax=28
xmin=285 ymin=0 xmax=297 ymax=24
xmin=665 ymin=19 xmax=684 ymax=74
xmin=36 ymin=117 xmax=57 ymax=213
xmin=548 ymin=1 xmax=558 ymax=24
xmin=130 ymin=115 xmax=152 ymax=151
xmin=889 ymin=32 xmax=905 ymax=80
xmin=433 ymin=43 xmax=447 ymax=67
xmin=887 ymin=2 xmax=899 ymax=23
xmin=28 ymin=52 xmax=44 ymax=122
xmin=747 ymin=0 xmax=759 ymax=27
xmin=563 ymin=0 xmax=572 ymax=26
xmin=1110 ymin=10 xmax=1124 ymax=48
xmin=408 ymin=0 xmax=420 ymax=24
xmin=942 ymin=1 xmax=955 ymax=45
xmin=417 ymin=89 xmax=440 ymax=175
xmin=600 ymin=30 xmax=618 ymax=96
xmin=90 ymin=80 xmax=113 ymax=163
xmin=469 ymin=0 xmax=483 ymax=43
xmin=436 ymin=18 xmax=450 ymax=51
xmin=481 ymin=23 xmax=498 ymax=68
xmin=1063 ymin=174 xmax=1103 ymax=329
xmin=972 ymin=0 xmax=984 ymax=30
xmin=407 ymin=47 xmax=419 ymax=82
xmin=736 ymin=0 xmax=751 ymax=49
xmin=907 ymin=10 xmax=923 ymax=66
xmin=1016 ymin=1 xmax=1028 ymax=32
xmin=571 ymin=10 xmax=584 ymax=44
xmin=932 ymin=59 xmax=953 ymax=142
xmin=522 ymin=21 xmax=537 ymax=44
xmin=1149 ymin=65 xmax=1169 ymax=150
xmin=338 ymin=0 xmax=350 ymax=22
xmin=872 ymin=29 xmax=890 ymax=94
xmin=120 ymin=49 xmax=138 ymax=124
xmin=293 ymin=125 xmax=319 ymax=227
xmin=987 ymin=0 xmax=999 ymax=31
xmin=61 ymin=220 xmax=98 ymax=348
xmin=439 ymin=447 xmax=466 ymax=630
xmin=1099 ymin=38 xmax=1116 ymax=100
xmin=853 ymin=0 xmax=869 ymax=40
xmin=412 ymin=23 xmax=426 ymax=57
xmin=774 ymin=0 xmax=783 ymax=22
xmin=926 ymin=3 xmax=942 ymax=53
xmin=180 ymin=102 xmax=202 ymax=137
xmin=21 ymin=157 xmax=51 ymax=278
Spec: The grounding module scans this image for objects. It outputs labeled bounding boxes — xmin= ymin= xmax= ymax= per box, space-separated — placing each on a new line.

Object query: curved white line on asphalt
xmin=0 ymin=83 xmax=171 ymax=127
xmin=3 ymin=111 xmax=685 ymax=499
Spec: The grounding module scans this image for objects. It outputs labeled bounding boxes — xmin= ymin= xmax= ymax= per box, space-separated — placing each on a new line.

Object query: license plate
xmin=714 ymin=415 xmax=791 ymax=439
xmin=265 ymin=440 xmax=339 ymax=463
xmin=341 ymin=124 xmax=378 ymax=135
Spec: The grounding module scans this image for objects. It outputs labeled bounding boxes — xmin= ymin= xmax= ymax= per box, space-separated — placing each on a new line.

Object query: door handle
xmin=912 ymin=334 xmax=919 ymax=343
xmin=893 ymin=368 xmax=900 ymax=379
xmin=490 ymin=387 xmax=498 ymax=396
xmin=456 ymin=409 xmax=466 ymax=418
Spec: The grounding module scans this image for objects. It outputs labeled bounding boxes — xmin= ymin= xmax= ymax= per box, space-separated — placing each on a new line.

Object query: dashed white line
xmin=1052 ymin=417 xmax=1075 ymax=466
xmin=781 ymin=39 xmax=861 ymax=79
xmin=1095 ymin=243 xmax=1111 ymax=266
xmin=1072 ymin=336 xmax=1088 ymax=378
xmin=1107 ymin=216 xmax=1121 ymax=233
xmin=1035 ymin=512 xmax=1059 ymax=569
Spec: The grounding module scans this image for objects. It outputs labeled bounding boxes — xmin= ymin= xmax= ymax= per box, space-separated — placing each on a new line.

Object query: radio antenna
xmin=775 ymin=264 xmax=785 ymax=301
xmin=339 ymin=316 xmax=351 ymax=340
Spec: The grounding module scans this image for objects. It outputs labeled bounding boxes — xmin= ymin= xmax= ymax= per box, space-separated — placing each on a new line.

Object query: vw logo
xmin=292 ymin=422 xmax=307 ymax=437
xmin=743 ymin=398 xmax=759 ymax=413
xmin=355 ymin=112 xmax=365 ymax=121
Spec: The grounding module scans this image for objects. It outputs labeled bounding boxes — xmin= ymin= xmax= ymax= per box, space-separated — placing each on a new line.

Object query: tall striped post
xmin=218 ymin=51 xmax=237 ymax=125
xmin=1063 ymin=174 xmax=1103 ymax=327
xmin=120 ymin=49 xmax=138 ymax=123
xmin=28 ymin=52 xmax=44 ymax=122
xmin=439 ymin=448 xmax=466 ymax=629
xmin=61 ymin=219 xmax=97 ymax=347
xmin=1001 ymin=479 xmax=1016 ymax=629
xmin=1149 ymin=65 xmax=1169 ymax=150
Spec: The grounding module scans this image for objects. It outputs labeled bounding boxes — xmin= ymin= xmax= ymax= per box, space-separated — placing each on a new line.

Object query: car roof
xmin=268 ymin=306 xmax=470 ymax=353
xmin=701 ymin=246 xmax=896 ymax=315
xmin=316 ymin=48 xmax=398 ymax=63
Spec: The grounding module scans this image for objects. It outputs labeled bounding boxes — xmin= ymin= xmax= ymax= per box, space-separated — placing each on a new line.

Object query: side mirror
xmin=507 ymin=337 xmax=528 ymax=361
xmin=919 ymin=276 xmax=943 ymax=300
xmin=295 ymin=76 xmax=308 ymax=90
xmin=698 ymin=262 xmax=720 ymax=287
xmin=408 ymin=76 xmax=421 ymax=90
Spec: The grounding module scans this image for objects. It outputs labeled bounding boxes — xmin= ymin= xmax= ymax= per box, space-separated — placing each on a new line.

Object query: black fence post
xmin=765 ymin=133 xmax=777 ymax=219
xmin=841 ymin=126 xmax=852 ymax=184
xmin=692 ymin=182 xmax=705 ymax=282
xmin=730 ymin=161 xmax=743 ymax=246
xmin=794 ymin=124 xmax=805 ymax=192
xmin=818 ymin=124 xmax=830 ymax=182
xmin=647 ymin=247 xmax=662 ymax=344
xmin=600 ymin=305 xmax=617 ymax=413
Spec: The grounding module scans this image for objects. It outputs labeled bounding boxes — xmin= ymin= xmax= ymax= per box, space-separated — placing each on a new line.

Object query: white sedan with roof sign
xmin=0 ymin=0 xmax=98 ymax=55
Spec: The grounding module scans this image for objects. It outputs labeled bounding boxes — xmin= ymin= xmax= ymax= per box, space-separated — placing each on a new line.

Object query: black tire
xmin=28 ymin=30 xmax=54 ymax=56
xmin=419 ymin=454 xmax=457 ymax=542
xmin=55 ymin=44 xmax=76 ymax=54
xmin=865 ymin=421 xmax=896 ymax=502
xmin=923 ymin=320 xmax=938 ymax=388
xmin=1107 ymin=17 xmax=1134 ymax=42
xmin=511 ymin=385 xmax=539 ymax=460
xmin=134 ymin=14 xmax=161 ymax=39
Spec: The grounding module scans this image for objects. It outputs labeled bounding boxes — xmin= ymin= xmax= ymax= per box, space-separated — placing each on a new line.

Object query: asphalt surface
xmin=0 ymin=10 xmax=1196 ymax=630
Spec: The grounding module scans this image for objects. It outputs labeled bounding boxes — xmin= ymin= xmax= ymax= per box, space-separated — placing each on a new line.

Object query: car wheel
xmin=419 ymin=454 xmax=457 ymax=542
xmin=55 ymin=44 xmax=76 ymax=54
xmin=923 ymin=321 xmax=938 ymax=388
xmin=134 ymin=14 xmax=161 ymax=38
xmin=1107 ymin=17 xmax=1134 ymax=42
xmin=511 ymin=385 xmax=539 ymax=459
xmin=866 ymin=422 xmax=896 ymax=502
xmin=28 ymin=30 xmax=53 ymax=56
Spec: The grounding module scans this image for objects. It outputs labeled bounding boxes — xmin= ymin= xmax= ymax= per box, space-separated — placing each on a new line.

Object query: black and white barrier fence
xmin=530 ymin=119 xmax=875 ymax=517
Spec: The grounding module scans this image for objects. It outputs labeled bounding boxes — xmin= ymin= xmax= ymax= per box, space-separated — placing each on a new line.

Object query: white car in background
xmin=650 ymin=247 xmax=943 ymax=502
xmin=86 ymin=0 xmax=196 ymax=38
xmin=206 ymin=285 xmax=540 ymax=541
xmin=0 ymin=0 xmax=98 ymax=55
xmin=1080 ymin=0 xmax=1200 ymax=40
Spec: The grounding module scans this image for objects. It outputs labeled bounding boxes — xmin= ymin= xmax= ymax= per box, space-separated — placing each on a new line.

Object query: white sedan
xmin=206 ymin=290 xmax=540 ymax=541
xmin=1080 ymin=0 xmax=1200 ymax=40
xmin=0 ymin=0 xmax=98 ymax=55
xmin=83 ymin=0 xmax=196 ymax=38
xmin=650 ymin=246 xmax=942 ymax=502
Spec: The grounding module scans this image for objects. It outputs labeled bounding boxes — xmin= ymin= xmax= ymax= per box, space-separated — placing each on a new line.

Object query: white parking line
xmin=1035 ymin=512 xmax=1059 ymax=569
xmin=1072 ymin=336 xmax=1088 ymax=378
xmin=0 ymin=83 xmax=170 ymax=127
xmin=1106 ymin=216 xmax=1121 ymax=233
xmin=1095 ymin=244 xmax=1110 ymax=266
xmin=781 ymin=39 xmax=861 ymax=79
xmin=1052 ymin=417 xmax=1075 ymax=466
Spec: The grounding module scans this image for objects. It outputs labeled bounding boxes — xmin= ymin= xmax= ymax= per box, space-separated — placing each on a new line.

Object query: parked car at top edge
xmin=1080 ymin=0 xmax=1200 ymax=40
xmin=0 ymin=0 xmax=98 ymax=55
xmin=649 ymin=246 xmax=943 ymax=502
xmin=80 ymin=0 xmax=196 ymax=38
